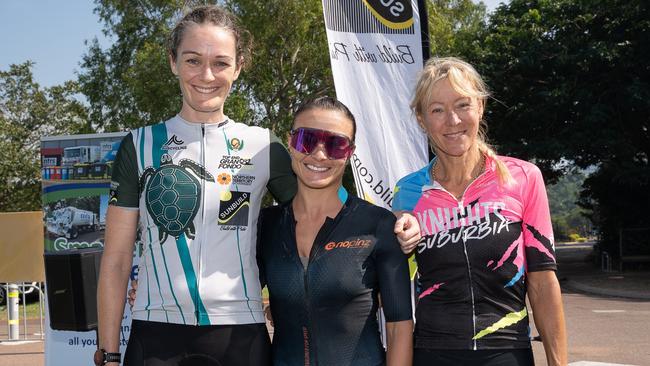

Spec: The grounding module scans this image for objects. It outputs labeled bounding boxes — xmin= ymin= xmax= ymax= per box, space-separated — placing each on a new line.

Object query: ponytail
xmin=477 ymin=139 xmax=513 ymax=186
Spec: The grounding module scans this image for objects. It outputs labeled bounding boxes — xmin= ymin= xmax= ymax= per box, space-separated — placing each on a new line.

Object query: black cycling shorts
xmin=413 ymin=348 xmax=535 ymax=366
xmin=124 ymin=320 xmax=271 ymax=366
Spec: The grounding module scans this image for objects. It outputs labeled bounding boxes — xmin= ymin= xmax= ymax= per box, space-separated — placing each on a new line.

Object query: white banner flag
xmin=321 ymin=0 xmax=428 ymax=209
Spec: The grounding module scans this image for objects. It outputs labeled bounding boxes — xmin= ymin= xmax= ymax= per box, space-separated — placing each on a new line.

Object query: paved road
xmin=0 ymin=318 xmax=44 ymax=366
xmin=531 ymin=290 xmax=650 ymax=366
xmin=529 ymin=243 xmax=650 ymax=366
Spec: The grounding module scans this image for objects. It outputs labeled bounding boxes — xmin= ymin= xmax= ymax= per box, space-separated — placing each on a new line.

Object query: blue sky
xmin=0 ymin=0 xmax=504 ymax=89
xmin=0 ymin=1 xmax=110 ymax=87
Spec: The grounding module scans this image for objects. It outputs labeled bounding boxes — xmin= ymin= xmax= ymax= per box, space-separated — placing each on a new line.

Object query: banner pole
xmin=418 ymin=0 xmax=430 ymax=62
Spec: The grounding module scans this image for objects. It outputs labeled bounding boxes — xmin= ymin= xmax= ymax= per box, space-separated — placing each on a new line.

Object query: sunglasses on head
xmin=289 ymin=127 xmax=354 ymax=160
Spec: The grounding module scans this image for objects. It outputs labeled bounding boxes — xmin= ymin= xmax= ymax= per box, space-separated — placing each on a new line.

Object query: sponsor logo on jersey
xmin=218 ymin=190 xmax=250 ymax=227
xmin=227 ymin=137 xmax=244 ymax=151
xmin=217 ymin=173 xmax=232 ymax=185
xmin=161 ymin=135 xmax=187 ymax=150
xmin=216 ymin=172 xmax=256 ymax=186
xmin=218 ymin=155 xmax=253 ymax=170
xmin=325 ymin=238 xmax=372 ymax=251
xmin=109 ymin=181 xmax=119 ymax=203
xmin=232 ymin=174 xmax=255 ymax=186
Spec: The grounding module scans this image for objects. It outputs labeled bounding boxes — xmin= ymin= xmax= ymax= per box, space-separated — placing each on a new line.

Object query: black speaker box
xmin=43 ymin=247 xmax=103 ymax=331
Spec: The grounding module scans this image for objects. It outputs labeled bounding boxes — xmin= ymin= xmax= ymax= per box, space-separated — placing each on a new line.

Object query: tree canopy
xmin=0 ymin=62 xmax=88 ymax=211
xmin=477 ymin=0 xmax=649 ymax=252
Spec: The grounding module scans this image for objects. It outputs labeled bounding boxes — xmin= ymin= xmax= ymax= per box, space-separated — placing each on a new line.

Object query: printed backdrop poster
xmin=321 ymin=0 xmax=428 ymax=209
xmin=41 ymin=132 xmax=138 ymax=366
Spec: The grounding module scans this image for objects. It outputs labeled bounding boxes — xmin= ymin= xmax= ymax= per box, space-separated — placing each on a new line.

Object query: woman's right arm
xmin=97 ymin=206 xmax=138 ymax=362
xmin=393 ymin=210 xmax=420 ymax=254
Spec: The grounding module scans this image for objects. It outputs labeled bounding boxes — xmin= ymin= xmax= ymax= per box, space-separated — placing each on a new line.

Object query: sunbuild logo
xmin=323 ymin=0 xmax=415 ymax=34
xmin=362 ymin=0 xmax=413 ymax=29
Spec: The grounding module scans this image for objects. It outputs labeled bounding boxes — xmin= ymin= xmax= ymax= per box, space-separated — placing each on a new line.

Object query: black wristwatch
xmin=93 ymin=348 xmax=121 ymax=365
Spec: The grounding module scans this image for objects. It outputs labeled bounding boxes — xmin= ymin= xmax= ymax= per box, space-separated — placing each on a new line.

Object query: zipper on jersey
xmin=303 ymin=265 xmax=314 ymax=365
xmin=294 ymin=215 xmax=319 ymax=365
xmin=462 ymin=235 xmax=478 ymax=350
xmin=196 ymin=123 xmax=206 ymax=325
xmin=432 ymin=169 xmax=488 ymax=350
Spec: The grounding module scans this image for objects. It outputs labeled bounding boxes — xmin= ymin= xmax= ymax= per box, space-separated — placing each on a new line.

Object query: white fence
xmin=2 ymin=282 xmax=45 ymax=342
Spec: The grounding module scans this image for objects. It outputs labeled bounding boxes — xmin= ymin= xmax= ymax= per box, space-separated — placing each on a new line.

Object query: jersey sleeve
xmin=109 ymin=133 xmax=140 ymax=208
xmin=267 ymin=131 xmax=297 ymax=204
xmin=374 ymin=212 xmax=413 ymax=322
xmin=256 ymin=208 xmax=268 ymax=288
xmin=522 ymin=164 xmax=557 ymax=272
xmin=392 ymin=171 xmax=426 ymax=213
xmin=392 ymin=179 xmax=412 ymax=212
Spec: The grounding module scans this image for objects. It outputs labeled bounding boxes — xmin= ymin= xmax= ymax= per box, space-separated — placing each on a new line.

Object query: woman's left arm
xmin=527 ymin=270 xmax=567 ymax=366
xmin=385 ymin=320 xmax=413 ymax=366
xmin=376 ymin=213 xmax=414 ymax=365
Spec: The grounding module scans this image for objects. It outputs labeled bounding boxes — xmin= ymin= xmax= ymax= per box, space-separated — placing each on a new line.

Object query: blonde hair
xmin=410 ymin=57 xmax=512 ymax=185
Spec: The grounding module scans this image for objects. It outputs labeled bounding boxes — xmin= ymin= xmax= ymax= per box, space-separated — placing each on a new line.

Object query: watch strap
xmin=104 ymin=352 xmax=121 ymax=363
xmin=95 ymin=348 xmax=121 ymax=365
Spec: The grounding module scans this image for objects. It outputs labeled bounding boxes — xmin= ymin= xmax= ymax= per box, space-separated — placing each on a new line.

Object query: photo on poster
xmin=43 ymin=193 xmax=105 ymax=251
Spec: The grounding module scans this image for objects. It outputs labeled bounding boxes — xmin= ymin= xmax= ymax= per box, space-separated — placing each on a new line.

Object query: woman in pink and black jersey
xmin=393 ymin=57 xmax=567 ymax=366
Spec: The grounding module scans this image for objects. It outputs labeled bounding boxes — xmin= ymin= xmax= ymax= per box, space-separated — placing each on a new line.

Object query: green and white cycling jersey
xmin=109 ymin=115 xmax=296 ymax=326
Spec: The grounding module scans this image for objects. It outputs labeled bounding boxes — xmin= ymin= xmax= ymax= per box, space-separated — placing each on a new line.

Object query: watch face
xmin=93 ymin=349 xmax=104 ymax=366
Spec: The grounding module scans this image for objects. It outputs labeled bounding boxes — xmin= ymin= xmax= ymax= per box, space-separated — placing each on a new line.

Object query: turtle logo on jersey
xmin=140 ymin=153 xmax=215 ymax=244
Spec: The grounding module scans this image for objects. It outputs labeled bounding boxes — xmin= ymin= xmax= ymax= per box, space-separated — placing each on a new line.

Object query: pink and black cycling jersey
xmin=393 ymin=155 xmax=556 ymax=350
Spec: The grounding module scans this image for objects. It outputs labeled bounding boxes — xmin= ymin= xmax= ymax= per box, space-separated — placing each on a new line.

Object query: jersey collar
xmin=421 ymin=154 xmax=497 ymax=193
xmin=282 ymin=194 xmax=357 ymax=261
xmin=175 ymin=114 xmax=231 ymax=129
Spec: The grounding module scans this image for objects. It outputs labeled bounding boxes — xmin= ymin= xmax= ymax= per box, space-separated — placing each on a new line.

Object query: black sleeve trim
xmin=267 ymin=131 xmax=297 ymax=204
xmin=374 ymin=211 xmax=413 ymax=322
xmin=109 ymin=133 xmax=140 ymax=208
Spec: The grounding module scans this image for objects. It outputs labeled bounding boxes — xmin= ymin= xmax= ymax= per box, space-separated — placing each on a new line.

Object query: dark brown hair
xmin=294 ymin=96 xmax=357 ymax=142
xmin=167 ymin=5 xmax=252 ymax=69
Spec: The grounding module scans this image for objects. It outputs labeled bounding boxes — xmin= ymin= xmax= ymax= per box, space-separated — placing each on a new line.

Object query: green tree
xmin=227 ymin=0 xmax=333 ymax=137
xmin=478 ymin=0 xmax=649 ymax=254
xmin=0 ymin=62 xmax=88 ymax=211
xmin=546 ymin=170 xmax=593 ymax=241
xmin=79 ymin=1 xmax=181 ymax=131
xmin=426 ymin=0 xmax=488 ymax=59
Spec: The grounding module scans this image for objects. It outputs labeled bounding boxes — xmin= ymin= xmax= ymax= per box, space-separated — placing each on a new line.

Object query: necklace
xmin=431 ymin=154 xmax=485 ymax=185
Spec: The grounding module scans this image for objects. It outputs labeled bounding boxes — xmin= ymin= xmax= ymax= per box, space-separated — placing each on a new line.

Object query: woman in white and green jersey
xmin=96 ymin=5 xmax=296 ymax=366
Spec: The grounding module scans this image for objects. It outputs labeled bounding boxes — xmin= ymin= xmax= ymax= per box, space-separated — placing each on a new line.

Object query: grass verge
xmin=0 ymin=302 xmax=45 ymax=321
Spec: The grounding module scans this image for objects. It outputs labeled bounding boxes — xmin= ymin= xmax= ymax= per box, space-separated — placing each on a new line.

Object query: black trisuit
xmin=258 ymin=194 xmax=412 ymax=366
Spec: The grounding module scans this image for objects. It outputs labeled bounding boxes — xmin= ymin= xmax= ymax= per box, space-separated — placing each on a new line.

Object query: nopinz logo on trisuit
xmin=140 ymin=154 xmax=214 ymax=243
xmin=162 ymin=135 xmax=187 ymax=150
